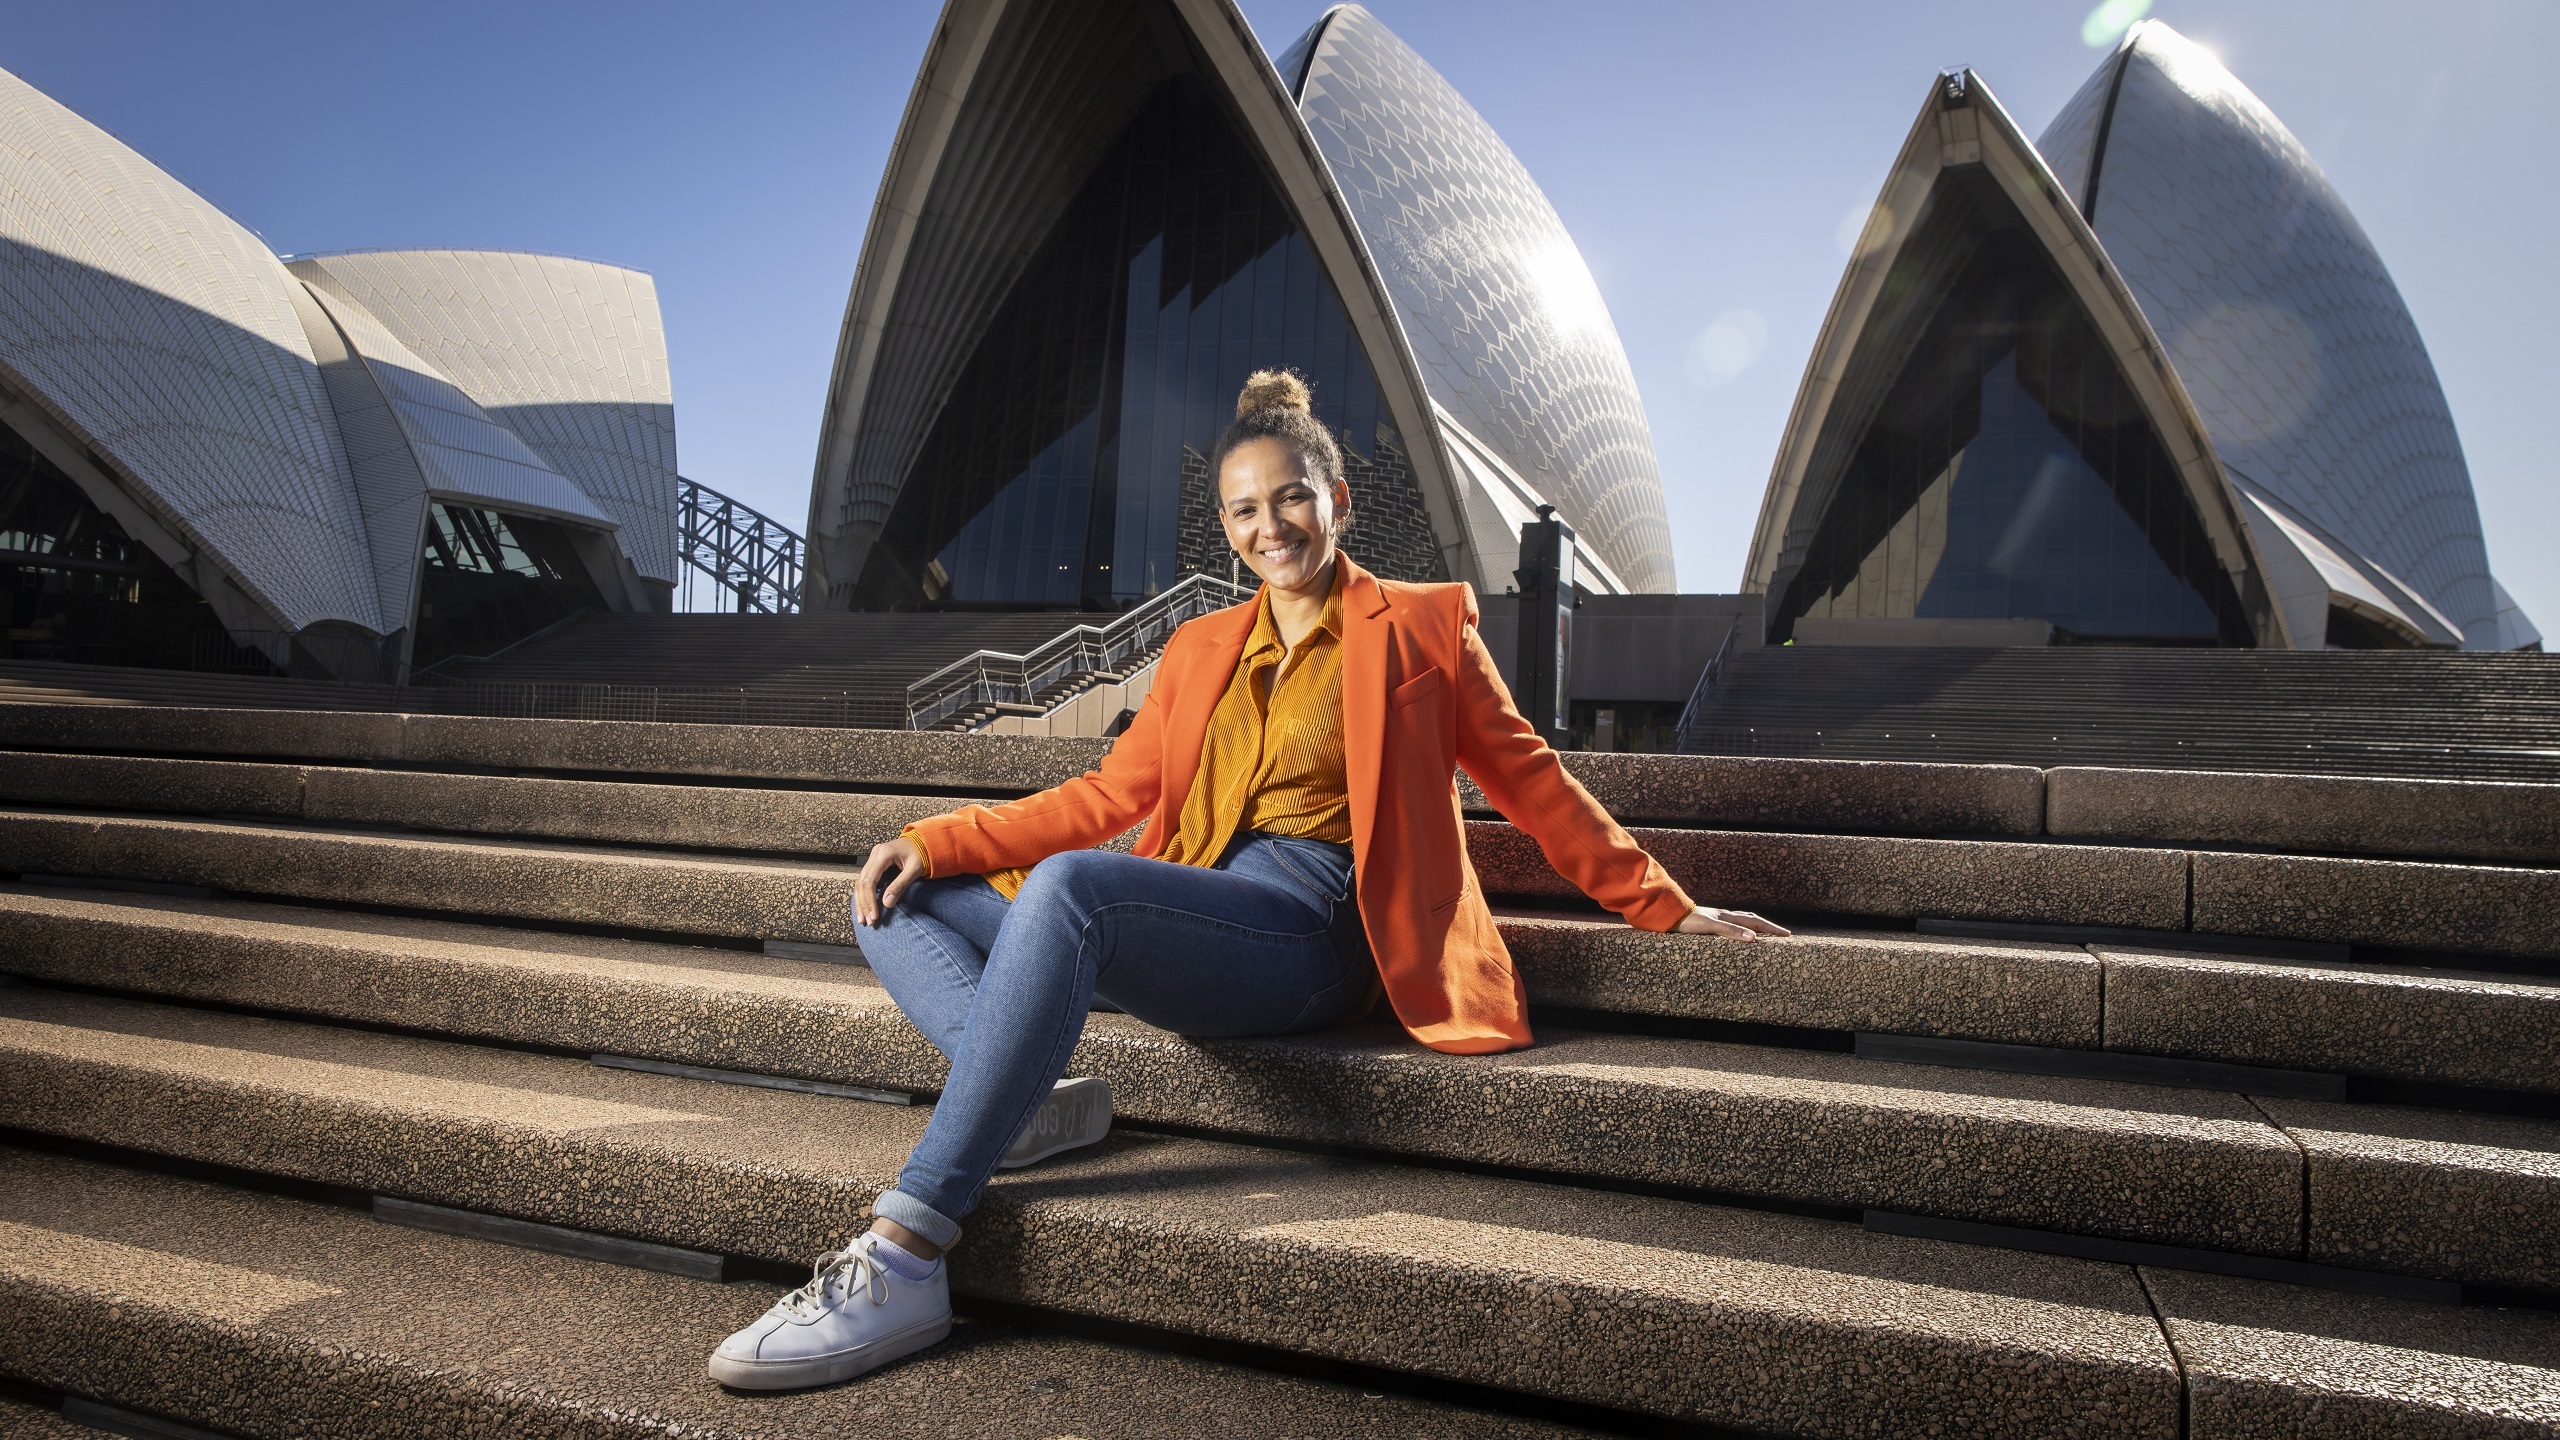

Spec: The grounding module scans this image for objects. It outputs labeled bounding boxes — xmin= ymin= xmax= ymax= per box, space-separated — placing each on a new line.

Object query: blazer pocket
xmin=1389 ymin=668 xmax=1447 ymax=711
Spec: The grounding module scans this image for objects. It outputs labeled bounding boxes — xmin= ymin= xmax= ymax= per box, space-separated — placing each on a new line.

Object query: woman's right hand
xmin=854 ymin=836 xmax=927 ymax=927
xmin=1676 ymin=905 xmax=1792 ymax=940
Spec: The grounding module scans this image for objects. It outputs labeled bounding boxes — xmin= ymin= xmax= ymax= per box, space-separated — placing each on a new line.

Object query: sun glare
xmin=2081 ymin=0 xmax=2152 ymax=48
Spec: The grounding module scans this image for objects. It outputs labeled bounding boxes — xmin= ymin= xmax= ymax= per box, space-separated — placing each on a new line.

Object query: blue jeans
xmin=857 ymin=832 xmax=1376 ymax=1247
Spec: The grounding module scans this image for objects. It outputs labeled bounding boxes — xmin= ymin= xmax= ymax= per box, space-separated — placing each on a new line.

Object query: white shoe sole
xmin=707 ymin=1310 xmax=952 ymax=1390
xmin=999 ymin=1076 xmax=1112 ymax=1169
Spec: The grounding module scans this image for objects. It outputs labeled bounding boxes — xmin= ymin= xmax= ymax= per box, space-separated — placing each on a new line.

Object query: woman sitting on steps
xmin=708 ymin=369 xmax=1788 ymax=1390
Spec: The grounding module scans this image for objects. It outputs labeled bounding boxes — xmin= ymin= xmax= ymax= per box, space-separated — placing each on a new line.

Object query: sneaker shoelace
xmin=777 ymin=1238 xmax=889 ymax=1321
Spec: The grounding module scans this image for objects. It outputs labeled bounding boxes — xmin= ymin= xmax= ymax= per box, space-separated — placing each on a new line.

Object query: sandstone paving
xmin=2249 ymin=1097 xmax=2560 ymax=1296
xmin=2141 ymin=1267 xmax=2560 ymax=1439
xmin=2097 ymin=946 xmax=2560 ymax=1093
xmin=0 ymin=1147 xmax=1591 ymax=1440
xmin=0 ymin=986 xmax=2184 ymax=1436
xmin=0 ymin=889 xmax=2298 ymax=1250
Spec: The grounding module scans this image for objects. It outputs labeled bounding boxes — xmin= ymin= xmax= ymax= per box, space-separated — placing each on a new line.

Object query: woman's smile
xmin=1220 ymin=434 xmax=1343 ymax=598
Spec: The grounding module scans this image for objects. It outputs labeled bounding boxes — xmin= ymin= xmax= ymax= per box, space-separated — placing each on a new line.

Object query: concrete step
xmin=0 ymin=985 xmax=2202 ymax=1436
xmin=17 ymin=1156 xmax=2557 ymax=1440
xmin=1501 ymin=910 xmax=2106 ymax=1044
xmin=0 ymin=753 xmax=2176 ymax=930
xmin=0 ymin=1397 xmax=93 ymax=1437
xmin=16 ymin=701 xmax=2560 ymax=869
xmin=2049 ymin=766 xmax=2560 ymax=866
xmin=1463 ymin=751 xmax=2046 ymax=835
xmin=0 ymin=802 xmax=2552 ymax=1095
xmin=0 ymin=1148 xmax=1589 ymax=1440
xmin=2247 ymin=1097 xmax=2560 ymax=1297
xmin=0 ymin=702 xmax=1108 ymax=796
xmin=0 ymin=701 xmax=2098 ymax=846
xmin=0 ymin=750 xmax=968 ymax=861
xmin=1474 ymin=820 xmax=2192 ymax=930
xmin=0 ymin=784 xmax=2210 ymax=944
xmin=17 ymin=750 xmax=2560 ymax=957
xmin=2192 ymin=850 xmax=2560 ymax=957
xmin=0 ymin=809 xmax=874 ymax=945
xmin=2140 ymin=1267 xmax=2560 ymax=1437
xmin=0 ymin=889 xmax=2314 ymax=1256
xmin=2093 ymin=945 xmax=2560 ymax=1096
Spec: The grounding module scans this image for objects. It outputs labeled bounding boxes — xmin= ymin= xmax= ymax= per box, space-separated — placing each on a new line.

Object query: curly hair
xmin=1210 ymin=370 xmax=1347 ymax=521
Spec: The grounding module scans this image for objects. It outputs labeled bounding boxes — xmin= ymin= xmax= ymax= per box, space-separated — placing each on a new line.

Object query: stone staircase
xmin=1686 ymin=644 xmax=2560 ymax=783
xmin=0 ymin=701 xmax=2553 ymax=1437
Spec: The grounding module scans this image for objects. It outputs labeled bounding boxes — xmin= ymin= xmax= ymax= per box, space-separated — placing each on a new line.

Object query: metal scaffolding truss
xmin=677 ymin=476 xmax=803 ymax=613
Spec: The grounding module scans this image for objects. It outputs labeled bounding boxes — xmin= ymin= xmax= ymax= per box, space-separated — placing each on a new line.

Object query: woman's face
xmin=1218 ymin=436 xmax=1346 ymax=593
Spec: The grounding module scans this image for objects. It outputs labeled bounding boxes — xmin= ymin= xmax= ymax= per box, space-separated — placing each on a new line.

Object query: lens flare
xmin=2169 ymin=303 xmax=2324 ymax=444
xmin=1685 ymin=310 xmax=1768 ymax=388
xmin=1836 ymin=201 xmax=1896 ymax=259
xmin=2081 ymin=0 xmax=2152 ymax=48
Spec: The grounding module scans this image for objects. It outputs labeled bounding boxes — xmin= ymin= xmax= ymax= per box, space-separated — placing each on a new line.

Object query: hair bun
xmin=1234 ymin=369 xmax=1312 ymax=418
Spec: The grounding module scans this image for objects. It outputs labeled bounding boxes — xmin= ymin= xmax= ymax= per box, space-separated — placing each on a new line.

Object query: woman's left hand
xmin=1676 ymin=906 xmax=1792 ymax=940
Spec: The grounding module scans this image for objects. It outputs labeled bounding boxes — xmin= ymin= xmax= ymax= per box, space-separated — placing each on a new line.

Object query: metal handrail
xmin=905 ymin=572 xmax=1255 ymax=730
xmin=1673 ymin=619 xmax=1743 ymax=755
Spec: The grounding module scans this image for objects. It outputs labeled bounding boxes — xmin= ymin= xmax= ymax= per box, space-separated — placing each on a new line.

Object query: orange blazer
xmin=906 ymin=558 xmax=1698 ymax=1054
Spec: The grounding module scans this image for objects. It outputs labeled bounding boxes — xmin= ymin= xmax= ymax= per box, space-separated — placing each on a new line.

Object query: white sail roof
xmin=2038 ymin=21 xmax=2506 ymax=646
xmin=1289 ymin=5 xmax=1674 ymax=592
xmin=0 ymin=63 xmax=382 ymax=633
xmin=290 ymin=250 xmax=679 ymax=584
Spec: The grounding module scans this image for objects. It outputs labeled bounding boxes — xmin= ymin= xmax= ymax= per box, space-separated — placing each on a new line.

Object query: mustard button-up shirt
xmin=966 ymin=569 xmax=1351 ymax=901
xmin=1160 ymin=567 xmax=1352 ymax=866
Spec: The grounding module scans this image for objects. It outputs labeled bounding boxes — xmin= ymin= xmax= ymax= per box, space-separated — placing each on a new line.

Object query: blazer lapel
xmin=1338 ymin=558 xmax=1392 ymax=862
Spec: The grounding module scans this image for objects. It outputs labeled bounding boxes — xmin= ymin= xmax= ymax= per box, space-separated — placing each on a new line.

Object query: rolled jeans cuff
xmin=872 ymin=1187 xmax=963 ymax=1249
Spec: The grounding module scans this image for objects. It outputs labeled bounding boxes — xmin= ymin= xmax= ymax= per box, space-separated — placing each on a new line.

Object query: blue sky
xmin=7 ymin=1 xmax=2551 ymax=627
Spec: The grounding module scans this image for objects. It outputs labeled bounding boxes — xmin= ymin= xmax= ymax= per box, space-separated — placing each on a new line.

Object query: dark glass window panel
xmin=1775 ymin=180 xmax=2250 ymax=646
xmin=863 ymin=79 xmax=1447 ymax=610
xmin=2326 ymin=605 xmax=2422 ymax=650
xmin=413 ymin=505 xmax=604 ymax=668
xmin=0 ymin=416 xmax=267 ymax=672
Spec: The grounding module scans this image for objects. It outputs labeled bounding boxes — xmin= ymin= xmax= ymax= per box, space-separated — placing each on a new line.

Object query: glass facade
xmin=0 ymin=418 xmax=269 ymax=671
xmin=412 ymin=505 xmax=603 ymax=668
xmin=1776 ymin=178 xmax=2250 ymax=645
xmin=861 ymin=78 xmax=1445 ymax=610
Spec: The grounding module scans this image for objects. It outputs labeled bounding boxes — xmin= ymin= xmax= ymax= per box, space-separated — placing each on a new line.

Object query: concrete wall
xmin=1479 ymin=593 xmax=1763 ymax=703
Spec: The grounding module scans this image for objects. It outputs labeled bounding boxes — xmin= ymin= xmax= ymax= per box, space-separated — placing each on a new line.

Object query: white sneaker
xmin=999 ymin=1076 xmax=1113 ymax=1169
xmin=707 ymin=1233 xmax=951 ymax=1390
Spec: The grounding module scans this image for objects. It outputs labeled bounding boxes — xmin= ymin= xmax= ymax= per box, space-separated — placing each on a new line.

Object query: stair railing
xmin=1673 ymin=619 xmax=1743 ymax=755
xmin=905 ymin=572 xmax=1255 ymax=731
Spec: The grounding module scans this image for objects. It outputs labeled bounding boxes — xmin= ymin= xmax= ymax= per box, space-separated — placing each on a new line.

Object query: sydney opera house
xmin=1749 ymin=20 xmax=2536 ymax=651
xmin=813 ymin=5 xmax=2534 ymax=652
xmin=0 ymin=1 xmax=2534 ymax=693
xmin=804 ymin=0 xmax=1675 ymax=610
xmin=0 ymin=67 xmax=679 ymax=684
